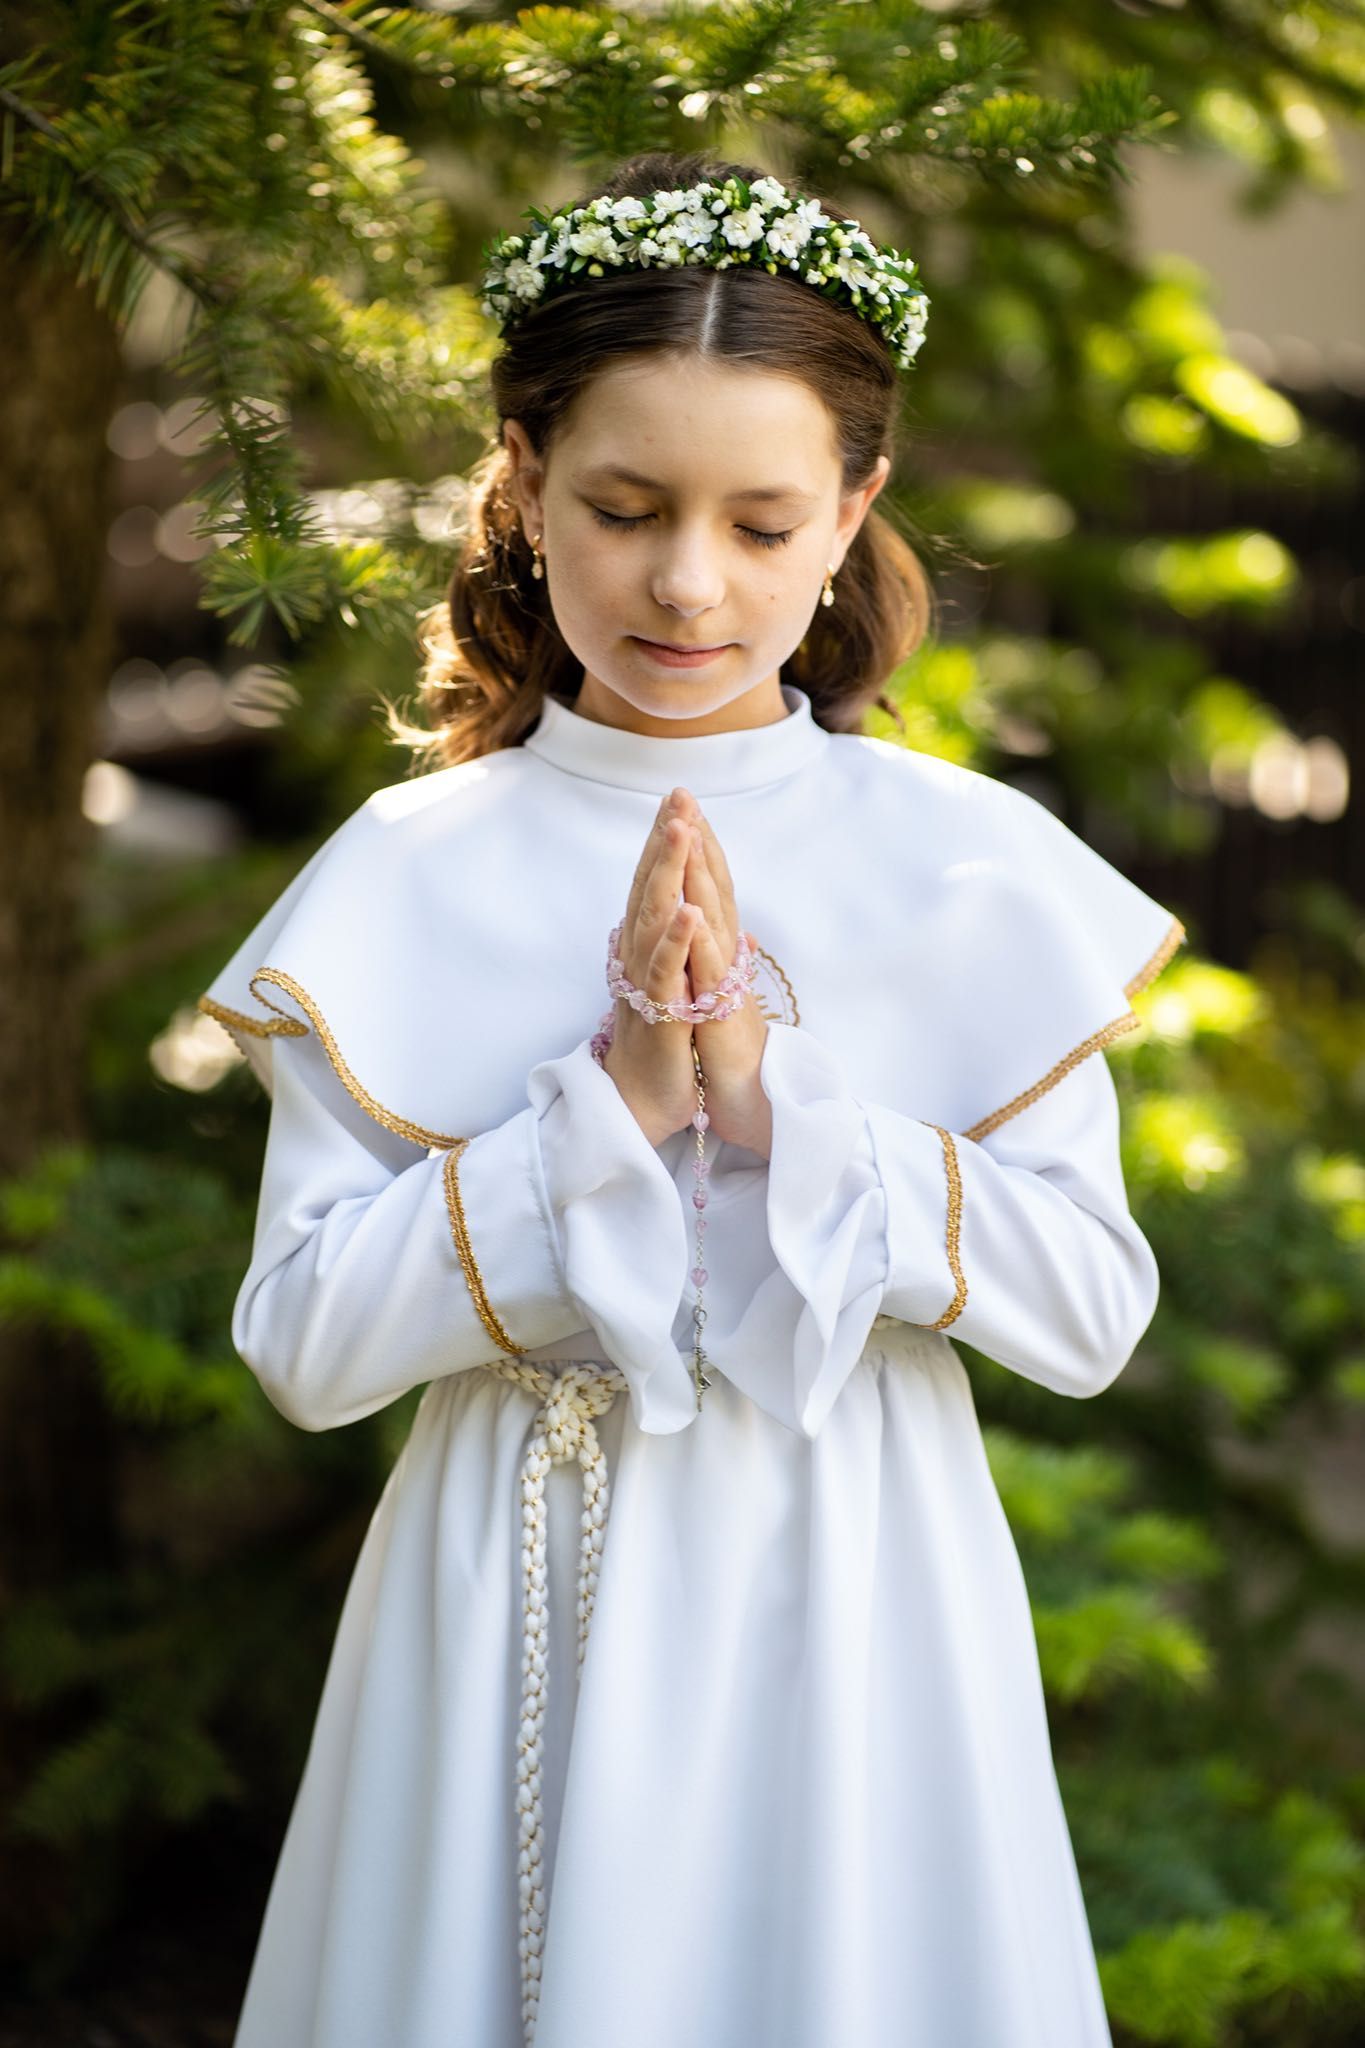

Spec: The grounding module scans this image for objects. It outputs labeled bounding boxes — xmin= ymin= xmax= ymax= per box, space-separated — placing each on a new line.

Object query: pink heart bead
xmin=690 ymin=1267 xmax=709 ymax=1287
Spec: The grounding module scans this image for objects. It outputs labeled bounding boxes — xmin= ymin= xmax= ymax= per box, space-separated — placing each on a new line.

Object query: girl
xmin=200 ymin=149 xmax=1186 ymax=2048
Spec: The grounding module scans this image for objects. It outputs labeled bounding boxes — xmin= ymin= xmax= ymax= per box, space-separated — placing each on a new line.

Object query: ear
xmin=832 ymin=452 xmax=892 ymax=564
xmin=502 ymin=418 xmax=545 ymax=538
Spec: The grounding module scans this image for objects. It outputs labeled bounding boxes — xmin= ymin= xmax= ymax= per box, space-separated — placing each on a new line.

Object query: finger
xmin=688 ymin=913 xmax=749 ymax=1034
xmin=624 ymin=808 xmax=689 ymax=977
xmin=634 ymin=793 xmax=695 ymax=929
xmin=683 ymin=826 xmax=730 ymax=948
xmin=636 ymin=815 xmax=693 ymax=967
xmin=645 ymin=899 xmax=700 ymax=1002
xmin=622 ymin=792 xmax=680 ymax=941
xmin=690 ymin=818 xmax=739 ymax=942
xmin=686 ymin=898 xmax=727 ymax=993
xmin=691 ymin=807 xmax=736 ymax=902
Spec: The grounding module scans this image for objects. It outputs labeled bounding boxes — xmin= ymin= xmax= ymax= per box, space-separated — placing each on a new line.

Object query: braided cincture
xmin=480 ymin=1356 xmax=629 ymax=2047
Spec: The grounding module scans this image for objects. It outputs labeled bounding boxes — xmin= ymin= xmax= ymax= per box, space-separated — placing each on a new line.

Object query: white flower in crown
xmin=659 ymin=210 xmax=716 ymax=254
xmin=833 ymin=250 xmax=880 ymax=295
xmin=721 ymin=205 xmax=766 ymax=249
xmin=766 ymin=212 xmax=813 ymax=261
xmin=502 ymin=257 xmax=545 ymax=304
xmin=748 ymin=175 xmax=788 ymax=211
xmin=569 ymin=221 xmax=622 ymax=264
xmin=793 ymin=197 xmax=832 ymax=232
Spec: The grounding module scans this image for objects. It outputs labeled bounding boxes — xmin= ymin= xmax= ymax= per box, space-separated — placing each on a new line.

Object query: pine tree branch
xmin=298 ymin=0 xmax=460 ymax=81
xmin=0 ymin=80 xmax=226 ymax=312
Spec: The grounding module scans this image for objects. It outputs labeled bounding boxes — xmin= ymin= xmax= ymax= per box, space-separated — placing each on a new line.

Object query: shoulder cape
xmin=197 ymin=745 xmax=1187 ymax=1152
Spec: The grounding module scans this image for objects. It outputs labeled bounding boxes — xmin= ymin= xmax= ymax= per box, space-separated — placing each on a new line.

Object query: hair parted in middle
xmin=397 ymin=149 xmax=937 ymax=770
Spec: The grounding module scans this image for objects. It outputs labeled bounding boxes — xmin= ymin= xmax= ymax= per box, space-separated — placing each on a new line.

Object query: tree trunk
xmin=0 ymin=219 xmax=126 ymax=1961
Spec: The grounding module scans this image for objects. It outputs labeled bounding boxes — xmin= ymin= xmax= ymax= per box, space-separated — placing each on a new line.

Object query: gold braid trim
xmin=753 ymin=943 xmax=801 ymax=1026
xmin=198 ymin=968 xmax=465 ymax=1150
xmin=203 ymin=975 xmax=522 ymax=1352
xmin=908 ymin=1123 xmax=967 ymax=1330
xmin=198 ymin=993 xmax=307 ymax=1040
xmin=962 ymin=916 xmax=1187 ymax=1143
xmin=442 ymin=1141 xmax=529 ymax=1356
xmin=1124 ymin=915 xmax=1186 ymax=998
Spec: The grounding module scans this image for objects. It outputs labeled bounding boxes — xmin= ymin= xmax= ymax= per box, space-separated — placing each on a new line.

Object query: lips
xmin=628 ymin=634 xmax=736 ymax=670
xmin=635 ymin=638 xmax=728 ymax=652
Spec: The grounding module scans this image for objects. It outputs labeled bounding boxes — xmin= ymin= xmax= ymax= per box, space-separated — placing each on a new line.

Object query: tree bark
xmin=0 ymin=219 xmax=126 ymax=1960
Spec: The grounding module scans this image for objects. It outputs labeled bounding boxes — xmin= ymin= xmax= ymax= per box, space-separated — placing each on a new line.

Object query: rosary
xmin=590 ymin=918 xmax=758 ymax=1411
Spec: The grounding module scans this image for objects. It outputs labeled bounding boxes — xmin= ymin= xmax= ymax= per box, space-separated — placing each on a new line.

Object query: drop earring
xmin=530 ymin=531 xmax=544 ymax=580
xmin=821 ymin=561 xmax=836 ymax=607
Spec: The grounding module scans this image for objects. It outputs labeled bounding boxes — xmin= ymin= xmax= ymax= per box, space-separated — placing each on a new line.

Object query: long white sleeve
xmin=689 ymin=1019 xmax=1159 ymax=1438
xmin=232 ymin=1026 xmax=695 ymax=1435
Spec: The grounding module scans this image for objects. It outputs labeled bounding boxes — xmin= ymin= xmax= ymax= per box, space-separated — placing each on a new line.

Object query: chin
xmin=628 ymin=679 xmax=748 ymax=716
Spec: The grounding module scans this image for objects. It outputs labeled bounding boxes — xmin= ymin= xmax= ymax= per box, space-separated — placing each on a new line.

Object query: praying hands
xmin=600 ymin=786 xmax=772 ymax=1159
xmin=675 ymin=790 xmax=773 ymax=1160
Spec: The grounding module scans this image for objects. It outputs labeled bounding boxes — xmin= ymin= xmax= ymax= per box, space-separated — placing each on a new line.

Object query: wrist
xmin=704 ymin=1079 xmax=772 ymax=1161
xmin=599 ymin=1041 xmax=677 ymax=1149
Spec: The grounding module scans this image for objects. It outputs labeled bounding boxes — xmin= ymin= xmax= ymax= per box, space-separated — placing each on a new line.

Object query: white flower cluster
xmin=480 ymin=173 xmax=930 ymax=370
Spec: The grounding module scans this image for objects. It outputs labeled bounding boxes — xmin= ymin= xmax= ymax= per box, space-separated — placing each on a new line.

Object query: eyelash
xmin=589 ymin=507 xmax=795 ymax=550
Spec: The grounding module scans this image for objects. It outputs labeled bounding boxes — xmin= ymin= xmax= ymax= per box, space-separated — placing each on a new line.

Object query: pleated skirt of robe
xmin=230 ymin=1320 xmax=1114 ymax=2048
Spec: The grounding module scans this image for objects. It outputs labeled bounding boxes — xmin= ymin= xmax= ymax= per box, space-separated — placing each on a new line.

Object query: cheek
xmin=549 ymin=533 xmax=620 ymax=623
xmin=559 ymin=527 xmax=628 ymax=591
xmin=764 ymin=554 xmax=814 ymax=612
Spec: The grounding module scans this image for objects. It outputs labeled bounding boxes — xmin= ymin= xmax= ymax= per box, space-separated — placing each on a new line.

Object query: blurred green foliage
xmin=2 ymin=0 xmax=1364 ymax=2036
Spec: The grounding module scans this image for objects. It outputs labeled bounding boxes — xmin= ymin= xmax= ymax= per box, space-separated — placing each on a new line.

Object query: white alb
xmin=200 ymin=682 xmax=1186 ymax=2048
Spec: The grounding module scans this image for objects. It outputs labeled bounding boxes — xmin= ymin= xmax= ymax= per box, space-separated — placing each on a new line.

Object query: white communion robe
xmin=198 ymin=681 xmax=1186 ymax=2048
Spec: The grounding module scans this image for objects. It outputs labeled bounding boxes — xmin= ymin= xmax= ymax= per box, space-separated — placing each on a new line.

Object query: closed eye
xmin=589 ymin=507 xmax=795 ymax=550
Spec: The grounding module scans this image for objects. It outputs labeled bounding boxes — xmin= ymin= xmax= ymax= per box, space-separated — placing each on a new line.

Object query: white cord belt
xmin=480 ymin=1356 xmax=629 ymax=2048
xmin=480 ymin=1322 xmax=903 ymax=2040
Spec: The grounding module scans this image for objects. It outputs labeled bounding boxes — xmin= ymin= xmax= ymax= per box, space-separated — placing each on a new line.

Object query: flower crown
xmin=479 ymin=173 xmax=930 ymax=371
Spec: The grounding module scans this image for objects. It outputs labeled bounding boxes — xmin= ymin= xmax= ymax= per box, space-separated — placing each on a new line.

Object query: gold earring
xmin=821 ymin=562 xmax=836 ymax=607
xmin=530 ymin=531 xmax=544 ymax=580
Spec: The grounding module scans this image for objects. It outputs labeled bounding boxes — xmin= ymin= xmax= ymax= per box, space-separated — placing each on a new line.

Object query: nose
xmin=649 ymin=529 xmax=727 ymax=615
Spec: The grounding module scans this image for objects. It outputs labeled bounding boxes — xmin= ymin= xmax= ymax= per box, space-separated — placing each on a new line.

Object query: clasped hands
xmin=602 ymin=786 xmax=773 ymax=1159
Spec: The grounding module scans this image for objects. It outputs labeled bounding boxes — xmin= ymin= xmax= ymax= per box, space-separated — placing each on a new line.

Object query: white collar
xmin=522 ymin=681 xmax=828 ymax=796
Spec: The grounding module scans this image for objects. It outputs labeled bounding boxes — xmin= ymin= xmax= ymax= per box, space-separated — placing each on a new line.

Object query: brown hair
xmin=392 ymin=148 xmax=937 ymax=769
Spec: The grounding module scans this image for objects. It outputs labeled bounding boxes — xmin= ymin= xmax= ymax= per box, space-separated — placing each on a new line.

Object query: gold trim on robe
xmin=199 ymin=968 xmax=466 ymax=1150
xmin=962 ymin=915 xmax=1186 ymax=1143
xmin=442 ymin=1140 xmax=530 ymax=1357
xmin=908 ymin=1123 xmax=968 ymax=1331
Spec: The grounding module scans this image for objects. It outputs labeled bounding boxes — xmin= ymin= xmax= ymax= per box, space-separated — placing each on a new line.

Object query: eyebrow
xmin=574 ymin=462 xmax=819 ymax=506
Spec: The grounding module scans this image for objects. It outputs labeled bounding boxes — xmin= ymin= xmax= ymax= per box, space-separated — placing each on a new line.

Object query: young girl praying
xmin=200 ymin=148 xmax=1185 ymax=2048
